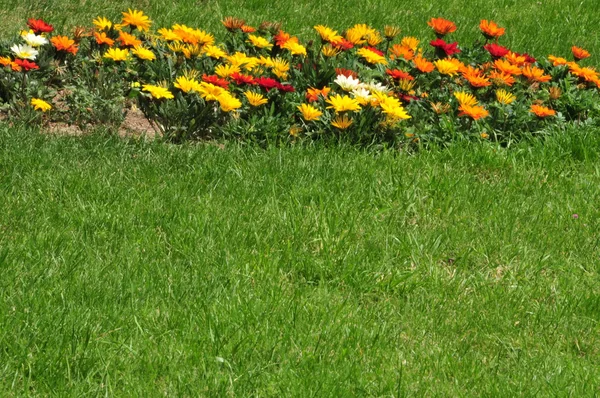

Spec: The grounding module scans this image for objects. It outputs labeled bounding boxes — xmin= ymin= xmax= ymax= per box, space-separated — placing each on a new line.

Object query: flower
xmin=548 ymin=55 xmax=568 ymax=66
xmin=494 ymin=59 xmax=522 ymax=75
xmin=247 ymin=34 xmax=273 ymax=49
xmin=386 ymin=68 xmax=414 ymax=80
xmin=331 ymin=114 xmax=353 ymax=129
xmin=297 ymin=103 xmax=323 ymax=121
xmin=479 ymin=20 xmax=505 ymax=39
xmin=427 ymin=17 xmax=457 ymax=36
xmin=489 ymin=70 xmax=515 ymax=86
xmin=505 ymin=51 xmax=528 ymax=66
xmin=93 ymin=17 xmax=112 ymax=31
xmin=271 ymin=58 xmax=290 ymax=79
xmin=21 ymin=31 xmax=48 ymax=47
xmin=549 ymin=86 xmax=562 ymax=100
xmin=244 ymin=91 xmax=268 ymax=106
xmin=0 ymin=56 xmax=11 ymax=67
xmin=30 ymin=98 xmax=51 ymax=112
xmin=142 ymin=84 xmax=174 ymax=99
xmin=325 ymin=94 xmax=361 ymax=112
xmin=413 ymin=55 xmax=435 ymax=73
xmin=571 ymin=46 xmax=590 ymax=61
xmin=314 ymin=25 xmax=343 ymax=43
xmin=568 ymin=64 xmax=599 ymax=82
xmin=495 ymin=89 xmax=516 ymax=105
xmin=14 ymin=59 xmax=39 ymax=71
xmin=356 ymin=47 xmax=387 ymax=64
xmin=484 ymin=43 xmax=509 ymax=58
xmin=522 ymin=65 xmax=552 ymax=83
xmin=241 ymin=25 xmax=256 ymax=33
xmin=401 ymin=36 xmax=420 ymax=51
xmin=322 ymin=44 xmax=340 ymax=57
xmin=388 ymin=44 xmax=414 ymax=61
xmin=378 ymin=94 xmax=411 ymax=120
xmin=122 ymin=9 xmax=152 ymax=31
xmin=198 ymin=82 xmax=225 ymax=101
xmin=458 ymin=104 xmax=489 ymax=120
xmin=430 ymin=38 xmax=461 ymax=57
xmin=27 ymin=19 xmax=53 ymax=34
xmin=306 ymin=86 xmax=330 ymax=102
xmin=203 ymin=45 xmax=227 ymax=59
xmin=202 ymin=74 xmax=230 ymax=88
xmin=462 ymin=66 xmax=491 ymax=88
xmin=530 ymin=104 xmax=556 ymax=117
xmin=118 ymin=31 xmax=142 ymax=47
xmin=334 ymin=74 xmax=361 ymax=91
xmin=174 ymin=76 xmax=202 ymax=93
xmin=434 ymin=59 xmax=460 ymax=75
xmin=281 ymin=39 xmax=306 ymax=56
xmin=454 ymin=91 xmax=478 ymax=107
xmin=351 ymin=87 xmax=372 ymax=105
xmin=50 ymin=36 xmax=78 ymax=55
xmin=131 ymin=46 xmax=156 ymax=61
xmin=94 ymin=31 xmax=114 ymax=46
xmin=217 ymin=91 xmax=242 ymax=112
xmin=222 ymin=17 xmax=246 ymax=32
xmin=11 ymin=44 xmax=38 ymax=60
xmin=215 ymin=64 xmax=240 ymax=78
xmin=384 ymin=25 xmax=401 ymax=40
xmin=103 ymin=47 xmax=129 ymax=61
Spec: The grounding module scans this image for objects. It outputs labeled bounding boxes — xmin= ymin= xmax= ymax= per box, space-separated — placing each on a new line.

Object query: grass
xmin=1 ymin=0 xmax=600 ymax=395
xmin=1 ymin=126 xmax=599 ymax=395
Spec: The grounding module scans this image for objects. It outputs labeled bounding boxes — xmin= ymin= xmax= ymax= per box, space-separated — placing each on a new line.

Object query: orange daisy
xmin=93 ymin=31 xmax=114 ymax=46
xmin=489 ymin=70 xmax=515 ymax=86
xmin=571 ymin=46 xmax=590 ymax=61
xmin=494 ymin=59 xmax=522 ymax=75
xmin=427 ymin=17 xmax=457 ymax=36
xmin=389 ymin=44 xmax=414 ymax=61
xmin=479 ymin=20 xmax=505 ymax=39
xmin=530 ymin=104 xmax=556 ymax=117
xmin=548 ymin=55 xmax=568 ymax=67
xmin=413 ymin=55 xmax=435 ymax=73
xmin=121 ymin=9 xmax=152 ymax=31
xmin=522 ymin=66 xmax=552 ymax=83
xmin=118 ymin=31 xmax=142 ymax=47
xmin=50 ymin=35 xmax=78 ymax=55
xmin=462 ymin=66 xmax=491 ymax=88
xmin=458 ymin=104 xmax=489 ymax=120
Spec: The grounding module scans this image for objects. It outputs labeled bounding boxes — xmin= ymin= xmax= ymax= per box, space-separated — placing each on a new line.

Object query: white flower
xmin=334 ymin=74 xmax=361 ymax=91
xmin=351 ymin=87 xmax=371 ymax=102
xmin=21 ymin=31 xmax=48 ymax=47
xmin=363 ymin=81 xmax=390 ymax=94
xmin=11 ymin=44 xmax=39 ymax=60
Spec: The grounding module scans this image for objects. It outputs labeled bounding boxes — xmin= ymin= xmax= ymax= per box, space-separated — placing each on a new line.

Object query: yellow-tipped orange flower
xmin=427 ymin=17 xmax=457 ymax=36
xmin=458 ymin=104 xmax=489 ymax=120
xmin=548 ymin=55 xmax=568 ymax=66
xmin=571 ymin=46 xmax=590 ymax=61
xmin=479 ymin=20 xmax=505 ymax=39
xmin=530 ymin=104 xmax=556 ymax=117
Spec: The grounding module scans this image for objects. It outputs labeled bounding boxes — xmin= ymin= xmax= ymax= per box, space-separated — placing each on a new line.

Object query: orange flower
xmin=386 ymin=68 xmax=414 ymax=80
xmin=530 ymin=104 xmax=556 ymax=117
xmin=93 ymin=31 xmax=114 ymax=46
xmin=118 ymin=31 xmax=142 ymax=47
xmin=548 ymin=55 xmax=568 ymax=66
xmin=0 ymin=56 xmax=11 ymax=67
xmin=50 ymin=35 xmax=78 ymax=55
xmin=571 ymin=46 xmax=590 ymax=61
xmin=222 ymin=17 xmax=246 ymax=32
xmin=241 ymin=25 xmax=256 ymax=33
xmin=504 ymin=51 xmax=527 ymax=66
xmin=388 ymin=44 xmax=414 ymax=61
xmin=522 ymin=66 xmax=552 ymax=83
xmin=489 ymin=70 xmax=515 ymax=86
xmin=458 ymin=104 xmax=489 ymax=120
xmin=568 ymin=63 xmax=599 ymax=82
xmin=462 ymin=66 xmax=491 ymax=88
xmin=306 ymin=86 xmax=330 ymax=102
xmin=427 ymin=17 xmax=457 ymax=36
xmin=121 ymin=9 xmax=152 ymax=31
xmin=413 ymin=55 xmax=434 ymax=73
xmin=479 ymin=20 xmax=505 ymax=39
xmin=494 ymin=59 xmax=522 ymax=75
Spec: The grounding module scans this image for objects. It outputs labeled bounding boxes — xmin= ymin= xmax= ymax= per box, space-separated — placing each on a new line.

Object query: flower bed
xmin=1 ymin=10 xmax=599 ymax=144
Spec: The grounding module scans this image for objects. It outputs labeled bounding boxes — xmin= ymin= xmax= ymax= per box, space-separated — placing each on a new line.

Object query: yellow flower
xmin=93 ymin=16 xmax=112 ymax=31
xmin=217 ymin=91 xmax=242 ymax=112
xmin=314 ymin=25 xmax=343 ymax=43
xmin=121 ymin=9 xmax=152 ymax=31
xmin=434 ymin=59 xmax=459 ymax=75
xmin=331 ymin=114 xmax=353 ymax=129
xmin=495 ymin=89 xmax=516 ymax=105
xmin=380 ymin=102 xmax=411 ymax=120
xmin=356 ymin=47 xmax=387 ymax=65
xmin=103 ymin=47 xmax=129 ymax=62
xmin=400 ymin=36 xmax=420 ymax=51
xmin=203 ymin=44 xmax=227 ymax=59
xmin=271 ymin=58 xmax=289 ymax=79
xmin=325 ymin=94 xmax=362 ymax=113
xmin=157 ymin=28 xmax=181 ymax=42
xmin=174 ymin=76 xmax=202 ymax=93
xmin=198 ymin=82 xmax=224 ymax=101
xmin=215 ymin=64 xmax=240 ymax=78
xmin=31 ymin=98 xmax=51 ymax=112
xmin=281 ymin=39 xmax=306 ymax=56
xmin=244 ymin=91 xmax=268 ymax=106
xmin=321 ymin=44 xmax=340 ymax=57
xmin=297 ymin=103 xmax=323 ymax=121
xmin=247 ymin=34 xmax=273 ymax=49
xmin=453 ymin=91 xmax=478 ymax=107
xmin=142 ymin=84 xmax=174 ymax=99
xmin=384 ymin=26 xmax=401 ymax=40
xmin=131 ymin=46 xmax=156 ymax=61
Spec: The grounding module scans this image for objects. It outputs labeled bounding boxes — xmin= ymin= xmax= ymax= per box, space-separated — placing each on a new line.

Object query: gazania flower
xmin=0 ymin=56 xmax=11 ymax=67
xmin=274 ymin=30 xmax=291 ymax=46
xmin=30 ymin=98 xmax=51 ymax=112
xmin=326 ymin=94 xmax=361 ymax=113
xmin=11 ymin=44 xmax=38 ymax=60
xmin=217 ymin=91 xmax=242 ymax=112
xmin=121 ymin=9 xmax=151 ymax=31
xmin=427 ymin=17 xmax=457 ymax=36
xmin=244 ymin=91 xmax=268 ymax=106
xmin=198 ymin=82 xmax=224 ymax=101
xmin=454 ymin=91 xmax=478 ymax=107
xmin=174 ymin=76 xmax=202 ymax=93
xmin=494 ymin=59 xmax=522 ymax=75
xmin=484 ymin=43 xmax=509 ymax=58
xmin=93 ymin=16 xmax=112 ymax=31
xmin=479 ymin=20 xmax=505 ymax=39
xmin=222 ymin=17 xmax=246 ymax=32
xmin=458 ymin=104 xmax=489 ymax=120
xmin=430 ymin=102 xmax=451 ymax=114
xmin=142 ymin=84 xmax=173 ymax=100
xmin=14 ymin=59 xmax=38 ymax=71
xmin=203 ymin=45 xmax=227 ymax=59
xmin=281 ymin=39 xmax=306 ymax=56
xmin=495 ymin=89 xmax=516 ymax=105
xmin=332 ymin=38 xmax=354 ymax=51
xmin=434 ymin=59 xmax=460 ymax=75
xmin=94 ymin=31 xmax=114 ymax=46
xmin=571 ymin=46 xmax=590 ymax=61
xmin=334 ymin=74 xmax=361 ymax=91
xmin=27 ymin=18 xmax=53 ymax=34
xmin=530 ymin=104 xmax=556 ymax=117
xmin=548 ymin=55 xmax=568 ymax=66
xmin=103 ymin=47 xmax=129 ymax=62
xmin=157 ymin=28 xmax=180 ymax=41
xmin=314 ymin=25 xmax=343 ymax=43
xmin=297 ymin=103 xmax=323 ymax=121
xmin=215 ymin=64 xmax=240 ymax=78
xmin=505 ymin=51 xmax=528 ymax=66
xmin=356 ymin=47 xmax=387 ymax=64
xmin=489 ymin=70 xmax=515 ymax=86
xmin=21 ymin=31 xmax=48 ymax=47
xmin=322 ymin=44 xmax=340 ymax=57
xmin=568 ymin=64 xmax=599 ymax=82
xmin=386 ymin=68 xmax=414 ymax=81
xmin=351 ymin=87 xmax=372 ymax=105
xmin=331 ymin=114 xmax=353 ymax=129
xmin=131 ymin=46 xmax=156 ymax=61
xmin=241 ymin=25 xmax=256 ymax=33
xmin=379 ymin=99 xmax=411 ymax=120
xmin=388 ymin=44 xmax=414 ymax=61
xmin=306 ymin=86 xmax=330 ymax=102
xmin=413 ymin=55 xmax=435 ymax=73
xmin=549 ymin=86 xmax=562 ymax=100
xmin=271 ymin=58 xmax=290 ymax=79
xmin=51 ymin=36 xmax=78 ymax=54
xmin=522 ymin=65 xmax=552 ymax=83
xmin=230 ymin=72 xmax=254 ymax=86
xmin=430 ymin=38 xmax=461 ymax=57
xmin=247 ymin=34 xmax=273 ymax=49
xmin=384 ymin=25 xmax=402 ymax=40
xmin=118 ymin=31 xmax=142 ymax=47
xmin=462 ymin=66 xmax=491 ymax=88
xmin=401 ymin=36 xmax=420 ymax=51
xmin=202 ymin=74 xmax=230 ymax=88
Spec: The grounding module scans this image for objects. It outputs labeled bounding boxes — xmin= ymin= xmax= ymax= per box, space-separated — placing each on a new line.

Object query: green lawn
xmin=1 ymin=0 xmax=600 ymax=395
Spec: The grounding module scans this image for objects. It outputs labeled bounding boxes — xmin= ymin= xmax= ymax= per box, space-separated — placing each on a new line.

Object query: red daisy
xmin=14 ymin=59 xmax=39 ymax=71
xmin=202 ymin=74 xmax=229 ymax=89
xmin=484 ymin=43 xmax=509 ymax=58
xmin=27 ymin=18 xmax=54 ymax=34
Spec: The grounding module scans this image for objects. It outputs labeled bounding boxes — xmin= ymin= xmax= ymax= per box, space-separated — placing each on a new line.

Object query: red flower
xmin=255 ymin=77 xmax=280 ymax=91
xmin=386 ymin=68 xmax=414 ymax=80
xmin=27 ymin=18 xmax=54 ymax=34
xmin=231 ymin=72 xmax=256 ymax=85
xmin=273 ymin=30 xmax=291 ymax=46
xmin=331 ymin=38 xmax=354 ymax=51
xmin=484 ymin=43 xmax=509 ymax=58
xmin=400 ymin=93 xmax=420 ymax=102
xmin=430 ymin=38 xmax=461 ymax=57
xmin=278 ymin=84 xmax=295 ymax=93
xmin=335 ymin=68 xmax=358 ymax=79
xmin=14 ymin=59 xmax=39 ymax=71
xmin=202 ymin=74 xmax=229 ymax=89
